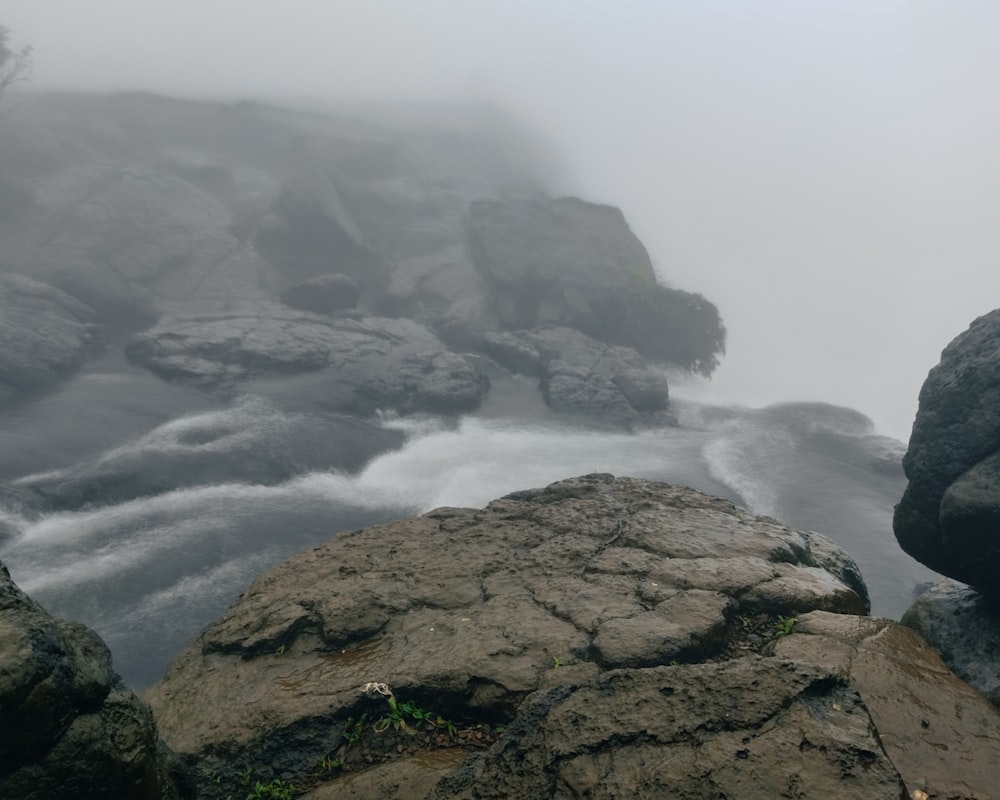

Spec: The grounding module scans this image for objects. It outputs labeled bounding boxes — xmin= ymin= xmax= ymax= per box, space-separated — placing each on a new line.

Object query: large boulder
xmin=0 ymin=561 xmax=190 ymax=799
xmin=0 ymin=271 xmax=102 ymax=401
xmin=2 ymin=164 xmax=244 ymax=328
xmin=894 ymin=309 xmax=1000 ymax=590
xmin=145 ymin=475 xmax=871 ymax=797
xmin=125 ymin=307 xmax=489 ymax=415
xmin=468 ymin=197 xmax=726 ymax=373
xmin=902 ymin=578 xmax=1000 ymax=707
xmin=483 ymin=326 xmax=672 ymax=428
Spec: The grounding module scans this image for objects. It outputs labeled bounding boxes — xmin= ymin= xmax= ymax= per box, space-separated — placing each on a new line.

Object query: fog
xmin=8 ymin=0 xmax=1000 ymax=441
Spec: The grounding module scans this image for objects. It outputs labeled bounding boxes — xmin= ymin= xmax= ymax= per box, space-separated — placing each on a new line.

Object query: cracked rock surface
xmin=147 ymin=475 xmax=877 ymax=795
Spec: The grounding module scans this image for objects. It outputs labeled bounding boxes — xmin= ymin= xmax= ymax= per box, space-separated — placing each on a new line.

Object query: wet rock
xmin=0 ymin=271 xmax=103 ymax=400
xmin=145 ymin=475 xmax=867 ymax=795
xmin=17 ymin=397 xmax=404 ymax=510
xmin=280 ymin=273 xmax=361 ymax=314
xmin=468 ymin=197 xmax=725 ymax=373
xmin=433 ymin=659 xmax=906 ymax=800
xmin=773 ymin=610 xmax=1000 ymax=800
xmin=483 ymin=326 xmax=671 ymax=428
xmin=902 ymin=578 xmax=1000 ymax=707
xmin=126 ymin=307 xmax=488 ymax=415
xmin=894 ymin=309 xmax=1000 ymax=590
xmin=0 ymin=561 xmax=190 ymax=800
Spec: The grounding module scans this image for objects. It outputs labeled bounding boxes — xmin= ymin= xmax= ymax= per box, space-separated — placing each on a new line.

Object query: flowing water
xmin=0 ymin=364 xmax=936 ymax=689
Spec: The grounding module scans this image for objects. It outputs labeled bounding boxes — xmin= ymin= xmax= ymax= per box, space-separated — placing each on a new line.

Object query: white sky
xmin=7 ymin=1 xmax=1000 ymax=441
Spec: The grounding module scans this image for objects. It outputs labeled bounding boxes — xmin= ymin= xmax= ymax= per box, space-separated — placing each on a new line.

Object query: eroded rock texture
xmin=146 ymin=475 xmax=886 ymax=798
xmin=0 ymin=561 xmax=190 ymax=800
xmin=894 ymin=309 xmax=1000 ymax=590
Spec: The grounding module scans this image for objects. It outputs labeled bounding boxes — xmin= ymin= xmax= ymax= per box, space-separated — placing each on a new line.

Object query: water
xmin=0 ymin=365 xmax=936 ymax=689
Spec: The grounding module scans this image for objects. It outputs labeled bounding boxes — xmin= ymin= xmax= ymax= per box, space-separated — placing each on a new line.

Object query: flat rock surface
xmin=146 ymin=475 xmax=869 ymax=795
xmin=774 ymin=610 xmax=1000 ymax=800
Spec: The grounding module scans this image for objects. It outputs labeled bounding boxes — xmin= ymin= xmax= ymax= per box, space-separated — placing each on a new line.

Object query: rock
xmin=902 ymin=578 xmax=1000 ymax=707
xmin=4 ymin=164 xmax=243 ymax=328
xmin=145 ymin=475 xmax=868 ymax=796
xmin=255 ymin=175 xmax=391 ymax=295
xmin=0 ymin=561 xmax=191 ymax=800
xmin=281 ymin=273 xmax=361 ymax=314
xmin=773 ymin=610 xmax=1000 ymax=800
xmin=894 ymin=309 xmax=1000 ymax=589
xmin=0 ymin=271 xmax=102 ymax=400
xmin=126 ymin=307 xmax=489 ymax=415
xmin=468 ymin=197 xmax=726 ymax=373
xmin=434 ymin=659 xmax=906 ymax=800
xmin=484 ymin=326 xmax=671 ymax=427
xmin=17 ymin=396 xmax=404 ymax=510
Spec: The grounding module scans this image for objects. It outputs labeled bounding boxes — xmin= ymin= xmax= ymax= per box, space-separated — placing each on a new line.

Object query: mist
xmin=7 ymin=0 xmax=1000 ymax=440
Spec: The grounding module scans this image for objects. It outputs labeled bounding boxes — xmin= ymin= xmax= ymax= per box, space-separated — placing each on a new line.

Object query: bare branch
xmin=0 ymin=26 xmax=33 ymax=99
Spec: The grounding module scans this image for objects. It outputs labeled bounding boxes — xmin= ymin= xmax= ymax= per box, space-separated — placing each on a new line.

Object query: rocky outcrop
xmin=468 ymin=197 xmax=726 ymax=374
xmin=0 ymin=271 xmax=102 ymax=401
xmin=17 ymin=396 xmax=404 ymax=510
xmin=125 ymin=307 xmax=489 ymax=415
xmin=0 ymin=561 xmax=190 ymax=800
xmin=894 ymin=309 xmax=1000 ymax=590
xmin=902 ymin=578 xmax=1000 ymax=707
xmin=3 ymin=164 xmax=246 ymax=327
xmin=436 ymin=611 xmax=1000 ymax=800
xmin=146 ymin=475 xmax=881 ymax=798
xmin=484 ymin=326 xmax=672 ymax=427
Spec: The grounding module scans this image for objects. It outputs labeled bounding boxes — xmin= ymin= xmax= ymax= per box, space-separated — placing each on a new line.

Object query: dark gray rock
xmin=0 ymin=561 xmax=191 ymax=800
xmin=0 ymin=271 xmax=102 ymax=400
xmin=894 ymin=309 xmax=1000 ymax=589
xmin=433 ymin=659 xmax=906 ymax=800
xmin=126 ymin=307 xmax=489 ymax=416
xmin=468 ymin=197 xmax=726 ymax=373
xmin=255 ymin=175 xmax=390 ymax=295
xmin=280 ymin=273 xmax=361 ymax=314
xmin=17 ymin=397 xmax=404 ymax=510
xmin=902 ymin=578 xmax=1000 ymax=707
xmin=485 ymin=326 xmax=671 ymax=427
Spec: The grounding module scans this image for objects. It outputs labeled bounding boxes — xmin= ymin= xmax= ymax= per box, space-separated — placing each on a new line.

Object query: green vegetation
xmin=342 ymin=713 xmax=366 ymax=747
xmin=245 ymin=778 xmax=295 ymax=800
xmin=773 ymin=615 xmax=797 ymax=638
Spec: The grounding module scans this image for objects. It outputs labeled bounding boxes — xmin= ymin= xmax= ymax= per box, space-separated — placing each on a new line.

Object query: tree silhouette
xmin=0 ymin=26 xmax=32 ymax=100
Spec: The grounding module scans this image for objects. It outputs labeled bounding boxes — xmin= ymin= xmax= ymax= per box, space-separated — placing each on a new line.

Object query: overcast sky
xmin=6 ymin=1 xmax=1000 ymax=440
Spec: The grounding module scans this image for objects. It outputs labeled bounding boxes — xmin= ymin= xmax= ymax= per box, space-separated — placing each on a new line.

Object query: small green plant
xmin=433 ymin=714 xmax=458 ymax=739
xmin=342 ymin=713 xmax=367 ymax=747
xmin=773 ymin=615 xmax=797 ymax=638
xmin=552 ymin=656 xmax=562 ymax=668
xmin=317 ymin=755 xmax=344 ymax=774
xmin=398 ymin=700 xmax=430 ymax=723
xmin=245 ymin=777 xmax=295 ymax=800
xmin=237 ymin=767 xmax=253 ymax=787
xmin=274 ymin=644 xmax=286 ymax=656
